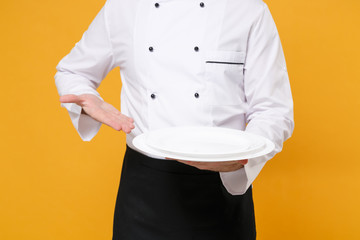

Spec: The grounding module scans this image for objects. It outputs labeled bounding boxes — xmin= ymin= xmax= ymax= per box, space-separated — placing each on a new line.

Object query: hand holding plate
xmin=166 ymin=157 xmax=248 ymax=172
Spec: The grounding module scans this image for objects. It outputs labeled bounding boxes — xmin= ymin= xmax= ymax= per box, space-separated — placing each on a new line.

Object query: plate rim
xmin=145 ymin=126 xmax=266 ymax=157
xmin=133 ymin=128 xmax=275 ymax=162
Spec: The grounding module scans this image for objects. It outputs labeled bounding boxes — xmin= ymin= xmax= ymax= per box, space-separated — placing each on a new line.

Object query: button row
xmin=150 ymin=2 xmax=202 ymax=101
xmin=154 ymin=2 xmax=205 ymax=8
xmin=148 ymin=46 xmax=200 ymax=52
xmin=150 ymin=93 xmax=200 ymax=99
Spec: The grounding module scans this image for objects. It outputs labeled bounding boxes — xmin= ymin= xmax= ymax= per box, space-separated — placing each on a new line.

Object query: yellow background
xmin=1 ymin=0 xmax=359 ymax=239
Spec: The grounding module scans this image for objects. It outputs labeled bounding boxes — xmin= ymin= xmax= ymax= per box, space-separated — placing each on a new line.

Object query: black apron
xmin=113 ymin=146 xmax=256 ymax=240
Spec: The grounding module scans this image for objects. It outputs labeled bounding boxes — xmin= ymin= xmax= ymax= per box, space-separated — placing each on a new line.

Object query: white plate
xmin=133 ymin=128 xmax=275 ymax=162
xmin=146 ymin=127 xmax=265 ymax=157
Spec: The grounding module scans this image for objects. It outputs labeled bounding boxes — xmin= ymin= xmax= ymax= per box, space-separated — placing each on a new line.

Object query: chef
xmin=55 ymin=0 xmax=294 ymax=239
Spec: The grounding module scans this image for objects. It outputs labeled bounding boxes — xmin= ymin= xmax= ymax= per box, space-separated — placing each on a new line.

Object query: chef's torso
xmin=104 ymin=0 xmax=265 ymax=147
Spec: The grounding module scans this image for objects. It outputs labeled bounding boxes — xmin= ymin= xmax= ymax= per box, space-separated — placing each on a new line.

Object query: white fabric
xmin=55 ymin=0 xmax=294 ymax=195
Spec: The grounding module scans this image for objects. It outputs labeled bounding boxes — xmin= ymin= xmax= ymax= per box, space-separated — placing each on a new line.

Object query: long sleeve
xmin=54 ymin=2 xmax=116 ymax=141
xmin=220 ymin=3 xmax=294 ymax=195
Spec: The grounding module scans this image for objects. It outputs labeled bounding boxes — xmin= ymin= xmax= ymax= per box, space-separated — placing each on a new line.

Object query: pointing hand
xmin=59 ymin=94 xmax=135 ymax=133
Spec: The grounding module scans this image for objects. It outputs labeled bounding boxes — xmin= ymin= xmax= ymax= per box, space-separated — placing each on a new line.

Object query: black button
xmin=194 ymin=92 xmax=199 ymax=98
xmin=200 ymin=2 xmax=205 ymax=7
xmin=151 ymin=93 xmax=156 ymax=99
xmin=194 ymin=46 xmax=199 ymax=52
xmin=149 ymin=46 xmax=154 ymax=52
xmin=155 ymin=3 xmax=160 ymax=8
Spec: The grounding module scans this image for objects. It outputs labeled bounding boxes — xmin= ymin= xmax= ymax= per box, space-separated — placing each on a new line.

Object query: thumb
xmin=59 ymin=94 xmax=81 ymax=104
xmin=238 ymin=159 xmax=248 ymax=165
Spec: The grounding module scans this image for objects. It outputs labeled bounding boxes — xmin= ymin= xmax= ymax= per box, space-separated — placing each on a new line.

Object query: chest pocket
xmin=204 ymin=51 xmax=245 ymax=106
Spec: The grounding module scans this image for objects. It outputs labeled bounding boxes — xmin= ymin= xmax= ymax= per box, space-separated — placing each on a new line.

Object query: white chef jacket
xmin=55 ymin=0 xmax=294 ymax=195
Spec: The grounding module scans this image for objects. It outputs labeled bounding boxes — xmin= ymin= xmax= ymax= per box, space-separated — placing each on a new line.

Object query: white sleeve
xmin=54 ymin=2 xmax=116 ymax=141
xmin=219 ymin=3 xmax=294 ymax=195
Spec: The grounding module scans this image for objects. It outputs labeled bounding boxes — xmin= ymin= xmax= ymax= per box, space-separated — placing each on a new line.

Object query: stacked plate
xmin=133 ymin=126 xmax=275 ymax=162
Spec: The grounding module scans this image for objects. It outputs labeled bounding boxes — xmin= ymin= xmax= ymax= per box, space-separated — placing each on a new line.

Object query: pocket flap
xmin=205 ymin=51 xmax=245 ymax=64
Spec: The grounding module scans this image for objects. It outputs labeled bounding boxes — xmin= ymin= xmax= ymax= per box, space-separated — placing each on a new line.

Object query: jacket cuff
xmin=61 ymin=102 xmax=102 ymax=141
xmin=219 ymin=155 xmax=268 ymax=195
xmin=219 ymin=168 xmax=248 ymax=195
